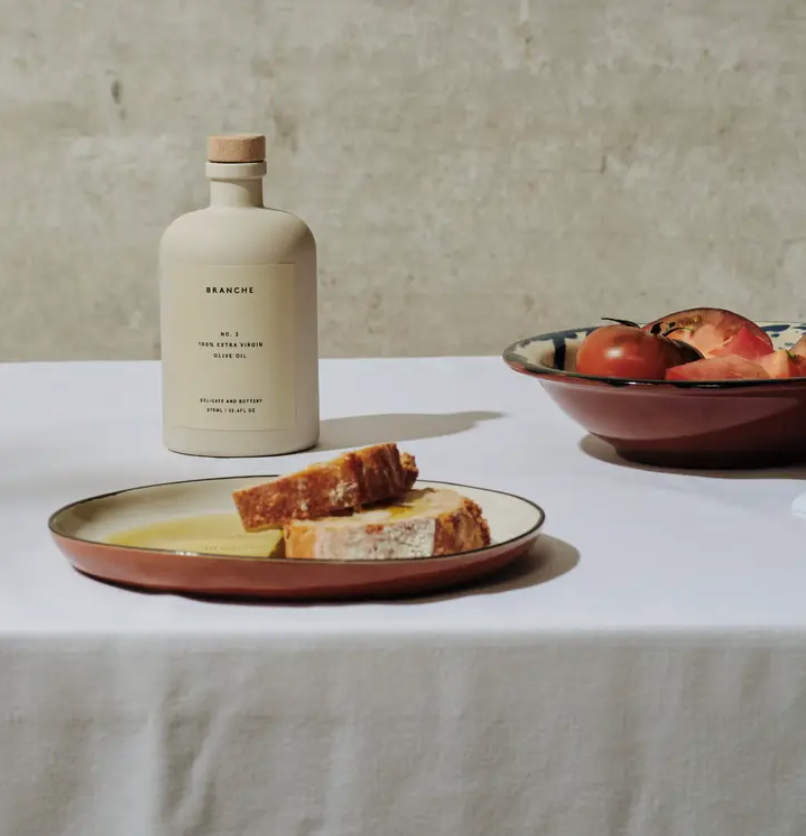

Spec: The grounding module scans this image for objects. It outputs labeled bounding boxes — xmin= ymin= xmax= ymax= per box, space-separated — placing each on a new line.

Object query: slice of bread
xmin=232 ymin=443 xmax=419 ymax=532
xmin=283 ymin=487 xmax=491 ymax=560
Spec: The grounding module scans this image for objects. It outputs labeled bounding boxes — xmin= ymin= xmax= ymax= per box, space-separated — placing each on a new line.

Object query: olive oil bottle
xmin=159 ymin=133 xmax=319 ymax=456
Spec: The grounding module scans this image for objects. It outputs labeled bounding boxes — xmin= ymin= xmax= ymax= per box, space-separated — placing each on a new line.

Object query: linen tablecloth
xmin=3 ymin=358 xmax=806 ymax=836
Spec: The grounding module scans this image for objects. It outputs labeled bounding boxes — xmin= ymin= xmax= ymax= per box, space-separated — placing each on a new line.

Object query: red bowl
xmin=503 ymin=321 xmax=806 ymax=468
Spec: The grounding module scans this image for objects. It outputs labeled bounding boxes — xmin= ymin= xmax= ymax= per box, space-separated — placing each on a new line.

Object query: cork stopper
xmin=207 ymin=133 xmax=266 ymax=163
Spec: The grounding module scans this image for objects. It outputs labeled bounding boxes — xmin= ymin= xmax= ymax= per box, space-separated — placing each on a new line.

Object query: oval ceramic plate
xmin=49 ymin=477 xmax=546 ymax=600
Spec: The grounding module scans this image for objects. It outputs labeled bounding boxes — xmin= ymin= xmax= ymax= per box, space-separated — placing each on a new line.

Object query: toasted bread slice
xmin=233 ymin=443 xmax=419 ymax=532
xmin=283 ymin=488 xmax=491 ymax=560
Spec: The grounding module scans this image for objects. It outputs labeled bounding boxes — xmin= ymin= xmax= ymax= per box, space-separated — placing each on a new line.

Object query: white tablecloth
xmin=3 ymin=358 xmax=806 ymax=836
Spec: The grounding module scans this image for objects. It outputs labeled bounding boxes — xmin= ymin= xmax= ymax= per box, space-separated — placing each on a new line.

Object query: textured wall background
xmin=1 ymin=0 xmax=805 ymax=360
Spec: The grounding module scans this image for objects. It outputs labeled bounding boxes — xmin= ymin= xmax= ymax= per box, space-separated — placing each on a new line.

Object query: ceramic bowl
xmin=503 ymin=321 xmax=806 ymax=468
xmin=49 ymin=476 xmax=546 ymax=600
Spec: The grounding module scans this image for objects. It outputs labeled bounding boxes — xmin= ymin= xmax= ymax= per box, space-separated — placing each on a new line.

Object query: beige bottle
xmin=159 ymin=133 xmax=319 ymax=457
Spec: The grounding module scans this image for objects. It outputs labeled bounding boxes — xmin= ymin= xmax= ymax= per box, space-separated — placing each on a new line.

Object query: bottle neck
xmin=205 ymin=161 xmax=266 ymax=208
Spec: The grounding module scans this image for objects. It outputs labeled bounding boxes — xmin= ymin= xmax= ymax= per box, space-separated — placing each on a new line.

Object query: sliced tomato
xmin=665 ymin=356 xmax=770 ymax=382
xmin=790 ymin=334 xmax=806 ymax=359
xmin=713 ymin=325 xmax=774 ymax=361
xmin=758 ymin=349 xmax=806 ymax=379
xmin=644 ymin=308 xmax=772 ymax=358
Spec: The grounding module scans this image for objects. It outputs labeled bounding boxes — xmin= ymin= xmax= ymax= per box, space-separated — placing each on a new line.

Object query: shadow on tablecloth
xmin=317 ymin=411 xmax=503 ymax=450
xmin=390 ymin=534 xmax=579 ymax=604
xmin=579 ymin=433 xmax=806 ymax=480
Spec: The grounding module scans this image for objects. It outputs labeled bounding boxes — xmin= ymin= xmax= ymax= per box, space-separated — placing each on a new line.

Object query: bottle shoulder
xmin=159 ymin=208 xmax=205 ymax=243
xmin=263 ymin=205 xmax=314 ymax=235
xmin=160 ymin=206 xmax=315 ymax=264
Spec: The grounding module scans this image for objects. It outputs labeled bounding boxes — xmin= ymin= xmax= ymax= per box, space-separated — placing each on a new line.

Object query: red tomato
xmin=643 ymin=308 xmax=772 ymax=358
xmin=790 ymin=334 xmax=806 ymax=359
xmin=576 ymin=325 xmax=689 ymax=380
xmin=665 ymin=356 xmax=769 ymax=381
xmin=791 ymin=354 xmax=806 ymax=377
xmin=713 ymin=325 xmax=774 ymax=361
xmin=757 ymin=349 xmax=806 ymax=379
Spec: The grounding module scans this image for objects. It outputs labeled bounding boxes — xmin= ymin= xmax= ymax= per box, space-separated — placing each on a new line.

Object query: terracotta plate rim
xmin=48 ymin=476 xmax=547 ymax=566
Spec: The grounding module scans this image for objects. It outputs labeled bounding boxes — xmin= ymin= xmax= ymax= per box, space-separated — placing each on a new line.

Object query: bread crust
xmin=232 ymin=443 xmax=419 ymax=532
xmin=433 ymin=497 xmax=491 ymax=556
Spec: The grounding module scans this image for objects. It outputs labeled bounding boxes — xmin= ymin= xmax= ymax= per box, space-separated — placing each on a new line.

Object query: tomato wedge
xmin=790 ymin=333 xmax=806 ymax=359
xmin=757 ymin=349 xmax=806 ymax=379
xmin=713 ymin=325 xmax=774 ymax=361
xmin=665 ymin=356 xmax=769 ymax=381
xmin=644 ymin=308 xmax=772 ymax=359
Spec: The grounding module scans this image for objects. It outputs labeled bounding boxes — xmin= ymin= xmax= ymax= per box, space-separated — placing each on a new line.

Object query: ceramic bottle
xmin=159 ymin=133 xmax=319 ymax=456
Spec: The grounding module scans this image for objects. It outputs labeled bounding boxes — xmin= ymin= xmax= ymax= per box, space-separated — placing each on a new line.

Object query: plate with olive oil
xmin=48 ymin=476 xmax=545 ymax=600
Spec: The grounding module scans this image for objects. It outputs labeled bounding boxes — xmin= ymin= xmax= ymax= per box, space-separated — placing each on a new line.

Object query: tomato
xmin=757 ymin=349 xmax=806 ymax=379
xmin=665 ymin=356 xmax=769 ymax=381
xmin=712 ymin=325 xmax=774 ymax=361
xmin=790 ymin=333 xmax=806 ymax=359
xmin=790 ymin=353 xmax=806 ymax=377
xmin=575 ymin=324 xmax=694 ymax=380
xmin=644 ymin=308 xmax=772 ymax=358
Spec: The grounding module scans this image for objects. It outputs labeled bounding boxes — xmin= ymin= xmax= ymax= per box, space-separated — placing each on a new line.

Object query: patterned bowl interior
xmin=504 ymin=321 xmax=806 ymax=386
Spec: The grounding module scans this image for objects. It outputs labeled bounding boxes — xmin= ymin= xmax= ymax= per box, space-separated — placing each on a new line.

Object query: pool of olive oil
xmin=105 ymin=512 xmax=284 ymax=559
